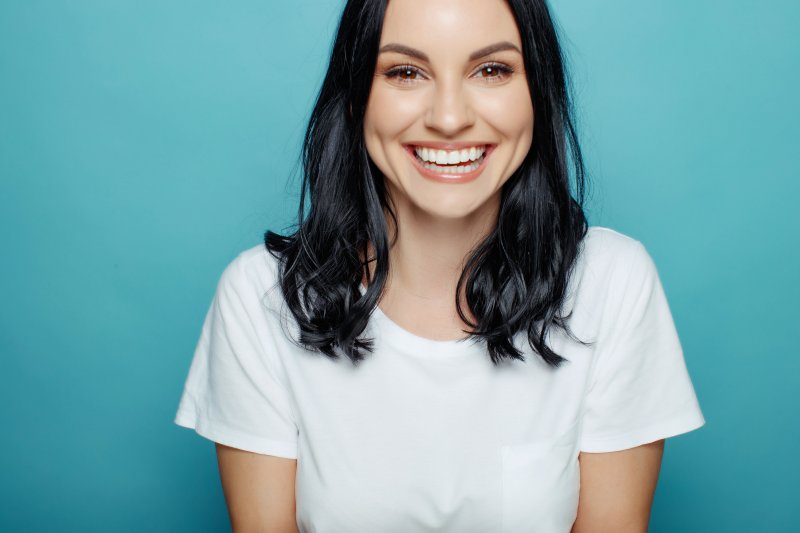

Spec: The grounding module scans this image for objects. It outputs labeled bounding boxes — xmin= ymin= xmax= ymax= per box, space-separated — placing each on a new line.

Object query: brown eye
xmin=385 ymin=65 xmax=424 ymax=84
xmin=476 ymin=63 xmax=514 ymax=82
xmin=398 ymin=68 xmax=417 ymax=80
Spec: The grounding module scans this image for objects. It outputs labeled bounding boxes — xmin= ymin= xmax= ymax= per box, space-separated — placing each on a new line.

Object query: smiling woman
xmin=173 ymin=0 xmax=706 ymax=532
xmin=365 ymin=8 xmax=534 ymax=219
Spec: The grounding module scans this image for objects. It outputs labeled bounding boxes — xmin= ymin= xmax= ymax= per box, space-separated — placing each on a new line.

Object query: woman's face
xmin=363 ymin=0 xmax=533 ymax=222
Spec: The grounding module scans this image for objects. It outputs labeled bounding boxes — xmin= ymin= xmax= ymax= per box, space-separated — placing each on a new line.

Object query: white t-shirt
xmin=174 ymin=226 xmax=705 ymax=533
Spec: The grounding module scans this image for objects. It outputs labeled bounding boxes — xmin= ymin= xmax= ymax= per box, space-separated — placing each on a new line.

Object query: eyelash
xmin=383 ymin=62 xmax=515 ymax=85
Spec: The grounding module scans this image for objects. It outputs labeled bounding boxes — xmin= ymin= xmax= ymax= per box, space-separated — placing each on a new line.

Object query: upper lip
xmin=405 ymin=141 xmax=495 ymax=150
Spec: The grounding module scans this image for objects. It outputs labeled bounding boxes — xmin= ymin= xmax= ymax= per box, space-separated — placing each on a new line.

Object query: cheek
xmin=478 ymin=85 xmax=534 ymax=144
xmin=365 ymin=85 xmax=425 ymax=141
xmin=364 ymin=86 xmax=426 ymax=178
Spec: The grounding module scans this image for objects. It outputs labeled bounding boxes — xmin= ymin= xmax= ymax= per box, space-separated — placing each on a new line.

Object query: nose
xmin=424 ymin=78 xmax=475 ymax=136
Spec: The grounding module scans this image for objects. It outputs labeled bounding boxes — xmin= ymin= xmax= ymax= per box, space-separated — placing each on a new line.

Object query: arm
xmin=216 ymin=443 xmax=300 ymax=533
xmin=571 ymin=439 xmax=665 ymax=533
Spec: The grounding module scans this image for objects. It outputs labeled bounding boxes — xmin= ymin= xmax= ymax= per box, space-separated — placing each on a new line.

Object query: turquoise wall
xmin=1 ymin=1 xmax=797 ymax=531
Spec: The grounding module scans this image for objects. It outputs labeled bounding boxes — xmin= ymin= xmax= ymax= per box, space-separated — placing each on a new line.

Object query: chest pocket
xmin=500 ymin=419 xmax=581 ymax=533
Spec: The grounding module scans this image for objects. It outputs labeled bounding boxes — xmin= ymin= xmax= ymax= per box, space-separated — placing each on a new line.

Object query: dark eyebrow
xmin=467 ymin=41 xmax=522 ymax=61
xmin=378 ymin=43 xmax=429 ymax=61
xmin=378 ymin=41 xmax=521 ymax=62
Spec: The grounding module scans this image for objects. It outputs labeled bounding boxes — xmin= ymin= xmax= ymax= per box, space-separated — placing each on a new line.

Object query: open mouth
xmin=404 ymin=144 xmax=495 ymax=182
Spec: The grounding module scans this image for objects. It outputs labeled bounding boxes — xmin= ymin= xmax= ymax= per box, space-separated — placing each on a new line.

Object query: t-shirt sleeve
xmin=579 ymin=240 xmax=705 ymax=453
xmin=174 ymin=253 xmax=299 ymax=459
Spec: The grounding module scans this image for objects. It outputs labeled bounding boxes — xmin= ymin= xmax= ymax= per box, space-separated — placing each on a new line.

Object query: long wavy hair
xmin=265 ymin=0 xmax=590 ymax=367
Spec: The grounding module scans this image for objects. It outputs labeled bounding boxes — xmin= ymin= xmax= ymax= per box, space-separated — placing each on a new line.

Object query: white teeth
xmin=421 ymin=157 xmax=482 ymax=174
xmin=413 ymin=145 xmax=486 ymax=164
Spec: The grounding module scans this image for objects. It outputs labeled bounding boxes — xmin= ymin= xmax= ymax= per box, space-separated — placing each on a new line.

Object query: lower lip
xmin=404 ymin=145 xmax=495 ymax=184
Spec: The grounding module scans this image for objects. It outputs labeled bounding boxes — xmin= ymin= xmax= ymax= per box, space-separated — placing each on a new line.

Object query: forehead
xmin=379 ymin=0 xmax=522 ymax=58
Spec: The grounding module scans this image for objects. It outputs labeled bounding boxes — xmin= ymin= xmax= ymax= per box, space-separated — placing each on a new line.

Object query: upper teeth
xmin=414 ymin=145 xmax=486 ymax=165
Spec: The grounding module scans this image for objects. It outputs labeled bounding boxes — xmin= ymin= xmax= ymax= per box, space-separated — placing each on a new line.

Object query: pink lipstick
xmin=404 ymin=144 xmax=495 ymax=184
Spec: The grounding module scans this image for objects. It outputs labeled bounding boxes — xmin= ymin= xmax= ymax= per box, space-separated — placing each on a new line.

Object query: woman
xmin=174 ymin=0 xmax=705 ymax=531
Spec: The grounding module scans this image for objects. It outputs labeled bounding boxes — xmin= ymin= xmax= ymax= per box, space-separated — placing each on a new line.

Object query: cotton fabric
xmin=174 ymin=226 xmax=705 ymax=532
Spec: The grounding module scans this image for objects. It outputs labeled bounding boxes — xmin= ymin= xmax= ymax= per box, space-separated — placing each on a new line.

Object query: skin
xmin=216 ymin=443 xmax=299 ymax=533
xmin=572 ymin=440 xmax=665 ymax=533
xmin=217 ymin=0 xmax=664 ymax=531
xmin=362 ymin=0 xmax=667 ymax=531
xmin=363 ymin=0 xmax=534 ymax=340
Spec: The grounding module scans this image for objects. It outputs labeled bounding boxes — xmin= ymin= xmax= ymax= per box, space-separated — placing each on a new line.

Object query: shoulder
xmin=557 ymin=227 xmax=666 ymax=346
xmin=580 ymin=226 xmax=643 ymax=260
xmin=565 ymin=226 xmax=659 ymax=313
xmin=216 ymin=243 xmax=283 ymax=307
xmin=212 ymin=243 xmax=303 ymax=348
xmin=577 ymin=226 xmax=652 ymax=279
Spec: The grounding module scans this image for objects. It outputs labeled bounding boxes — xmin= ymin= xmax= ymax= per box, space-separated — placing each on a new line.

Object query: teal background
xmin=1 ymin=0 xmax=797 ymax=531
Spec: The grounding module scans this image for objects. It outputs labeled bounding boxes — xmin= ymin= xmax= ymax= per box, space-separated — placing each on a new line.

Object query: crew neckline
xmin=358 ymin=283 xmax=484 ymax=358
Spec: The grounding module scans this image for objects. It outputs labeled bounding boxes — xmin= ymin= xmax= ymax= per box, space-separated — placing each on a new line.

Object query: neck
xmin=362 ymin=191 xmax=500 ymax=308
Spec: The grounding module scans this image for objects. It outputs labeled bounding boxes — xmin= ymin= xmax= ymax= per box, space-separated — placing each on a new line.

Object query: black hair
xmin=265 ymin=0 xmax=590 ymax=367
